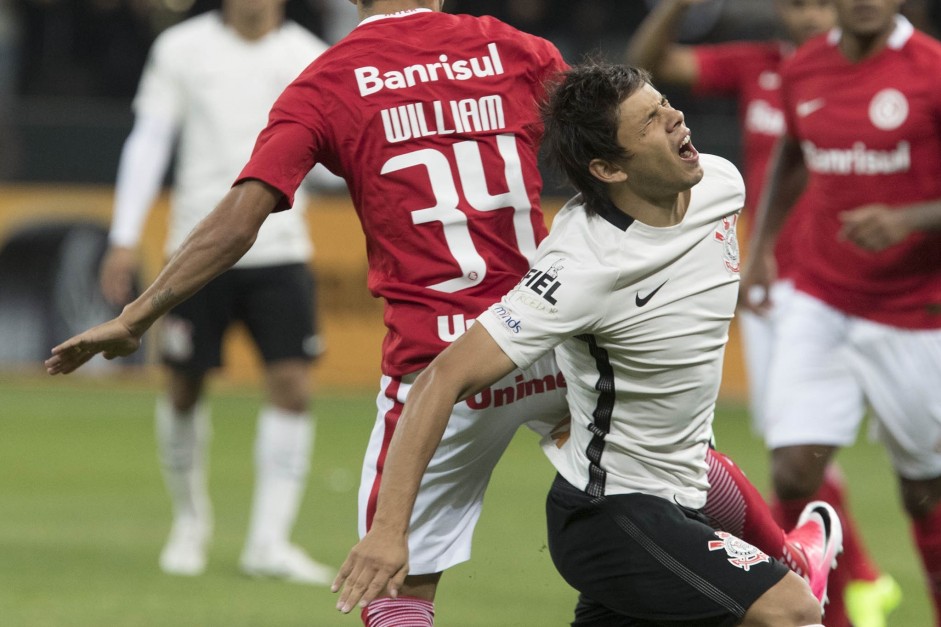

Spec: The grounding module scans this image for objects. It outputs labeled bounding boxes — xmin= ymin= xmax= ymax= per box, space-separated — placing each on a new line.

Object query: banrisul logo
xmin=355 ymin=43 xmax=505 ymax=97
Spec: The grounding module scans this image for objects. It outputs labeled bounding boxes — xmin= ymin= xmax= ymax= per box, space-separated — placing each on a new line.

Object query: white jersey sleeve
xmin=477 ymin=213 xmax=619 ymax=370
xmin=108 ymin=114 xmax=177 ymax=248
xmin=132 ymin=32 xmax=186 ymax=126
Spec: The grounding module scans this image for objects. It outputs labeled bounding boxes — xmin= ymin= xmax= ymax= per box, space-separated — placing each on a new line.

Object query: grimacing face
xmin=776 ymin=0 xmax=837 ymax=45
xmin=610 ymin=83 xmax=704 ymax=200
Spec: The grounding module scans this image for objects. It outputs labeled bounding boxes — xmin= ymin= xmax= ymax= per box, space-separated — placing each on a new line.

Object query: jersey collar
xmin=826 ymin=14 xmax=914 ymax=50
xmin=358 ymin=8 xmax=432 ymax=28
xmin=596 ymin=198 xmax=636 ymax=232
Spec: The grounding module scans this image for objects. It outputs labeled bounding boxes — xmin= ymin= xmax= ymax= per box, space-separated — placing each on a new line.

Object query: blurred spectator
xmin=0 ymin=0 xmax=20 ymax=178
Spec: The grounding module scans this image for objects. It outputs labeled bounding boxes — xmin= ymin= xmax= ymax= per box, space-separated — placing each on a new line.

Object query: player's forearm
xmin=119 ymin=181 xmax=276 ymax=337
xmin=625 ymin=0 xmax=691 ymax=77
xmin=899 ymin=200 xmax=941 ymax=233
xmin=369 ymin=367 xmax=465 ymax=535
xmin=751 ymin=137 xmax=807 ymax=252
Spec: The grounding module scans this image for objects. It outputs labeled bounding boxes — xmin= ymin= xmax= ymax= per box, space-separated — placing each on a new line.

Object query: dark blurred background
xmin=0 ymin=0 xmax=938 ymax=185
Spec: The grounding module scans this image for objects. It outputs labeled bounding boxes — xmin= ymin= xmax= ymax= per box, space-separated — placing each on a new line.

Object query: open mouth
xmin=679 ymin=134 xmax=698 ymax=161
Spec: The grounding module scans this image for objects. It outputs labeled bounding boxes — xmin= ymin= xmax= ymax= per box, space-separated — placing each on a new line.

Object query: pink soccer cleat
xmin=781 ymin=500 xmax=844 ymax=608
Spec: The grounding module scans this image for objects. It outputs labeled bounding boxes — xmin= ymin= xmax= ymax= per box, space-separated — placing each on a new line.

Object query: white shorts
xmin=357 ymin=354 xmax=569 ymax=575
xmin=764 ymin=290 xmax=941 ymax=480
xmin=738 ymin=280 xmax=797 ymax=435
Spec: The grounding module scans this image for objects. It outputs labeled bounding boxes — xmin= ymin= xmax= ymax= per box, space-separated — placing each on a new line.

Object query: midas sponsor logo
xmin=465 ymin=371 xmax=567 ymax=410
xmin=801 ymin=140 xmax=910 ymax=175
xmin=492 ymin=305 xmax=522 ymax=334
xmin=355 ymin=43 xmax=504 ymax=97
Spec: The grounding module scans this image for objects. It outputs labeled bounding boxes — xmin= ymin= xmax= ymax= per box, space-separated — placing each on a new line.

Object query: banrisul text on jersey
xmin=355 ymin=42 xmax=505 ymax=97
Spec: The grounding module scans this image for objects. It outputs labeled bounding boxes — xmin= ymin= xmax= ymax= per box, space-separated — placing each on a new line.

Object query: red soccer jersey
xmin=237 ymin=10 xmax=568 ymax=375
xmin=780 ymin=17 xmax=941 ymax=329
xmin=694 ymin=41 xmax=806 ymax=277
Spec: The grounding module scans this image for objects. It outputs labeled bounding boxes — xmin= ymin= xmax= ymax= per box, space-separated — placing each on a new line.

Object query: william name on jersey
xmin=381 ymin=95 xmax=506 ymax=143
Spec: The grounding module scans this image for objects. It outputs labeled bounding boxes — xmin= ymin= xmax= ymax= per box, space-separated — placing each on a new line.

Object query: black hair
xmin=541 ymin=62 xmax=650 ymax=215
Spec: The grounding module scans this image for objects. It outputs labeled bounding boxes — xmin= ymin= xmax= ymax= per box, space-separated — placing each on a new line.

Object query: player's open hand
xmin=45 ymin=317 xmax=142 ymax=375
xmin=332 ymin=528 xmax=409 ymax=614
xmin=99 ymin=246 xmax=138 ymax=306
xmin=839 ymin=204 xmax=910 ymax=252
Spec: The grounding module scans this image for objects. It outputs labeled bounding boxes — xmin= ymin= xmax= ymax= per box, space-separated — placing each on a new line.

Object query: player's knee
xmin=743 ymin=571 xmax=821 ymax=626
xmin=265 ymin=360 xmax=311 ymax=413
xmin=771 ymin=447 xmax=827 ymax=499
xmin=899 ymin=476 xmax=941 ymax=519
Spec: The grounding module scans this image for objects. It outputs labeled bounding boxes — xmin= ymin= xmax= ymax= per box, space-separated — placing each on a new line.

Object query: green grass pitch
xmin=0 ymin=375 xmax=931 ymax=626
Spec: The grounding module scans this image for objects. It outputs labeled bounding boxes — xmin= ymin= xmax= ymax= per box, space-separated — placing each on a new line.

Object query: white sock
xmin=155 ymin=397 xmax=212 ymax=528
xmin=244 ymin=405 xmax=313 ymax=550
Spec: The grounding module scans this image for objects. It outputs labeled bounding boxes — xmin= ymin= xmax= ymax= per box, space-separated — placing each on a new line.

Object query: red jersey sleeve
xmin=236 ymin=79 xmax=330 ymax=212
xmin=692 ymin=42 xmax=757 ymax=96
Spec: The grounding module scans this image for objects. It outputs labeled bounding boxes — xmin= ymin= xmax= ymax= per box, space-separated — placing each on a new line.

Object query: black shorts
xmin=546 ymin=474 xmax=788 ymax=627
xmin=159 ymin=263 xmax=321 ymax=374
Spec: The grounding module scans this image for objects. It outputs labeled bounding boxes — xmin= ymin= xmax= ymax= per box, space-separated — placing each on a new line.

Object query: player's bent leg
xmin=547 ymin=474 xmax=812 ymax=626
xmin=704 ymin=449 xmax=842 ymax=608
xmin=157 ymin=371 xmax=212 ymax=576
xmin=240 ymin=359 xmax=334 ymax=586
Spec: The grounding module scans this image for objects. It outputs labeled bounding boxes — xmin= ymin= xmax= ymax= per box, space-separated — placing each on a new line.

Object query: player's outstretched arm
xmin=45 ymin=180 xmax=280 ymax=375
xmin=625 ymin=0 xmax=704 ymax=85
xmin=332 ymin=323 xmax=518 ymax=613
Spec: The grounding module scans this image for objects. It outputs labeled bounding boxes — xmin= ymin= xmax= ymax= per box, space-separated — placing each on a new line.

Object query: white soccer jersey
xmin=133 ymin=12 xmax=328 ymax=266
xmin=477 ymin=154 xmax=744 ymax=508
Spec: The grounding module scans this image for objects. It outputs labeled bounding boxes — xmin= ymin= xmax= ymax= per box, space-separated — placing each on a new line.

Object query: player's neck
xmin=358 ymin=1 xmax=441 ymax=21
xmin=838 ymin=28 xmax=893 ymax=63
xmin=608 ymin=187 xmax=689 ymax=228
xmin=225 ymin=9 xmax=283 ymax=41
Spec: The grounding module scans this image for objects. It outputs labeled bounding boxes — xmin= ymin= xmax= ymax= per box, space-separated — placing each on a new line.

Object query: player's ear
xmin=588 ymin=158 xmax=628 ymax=184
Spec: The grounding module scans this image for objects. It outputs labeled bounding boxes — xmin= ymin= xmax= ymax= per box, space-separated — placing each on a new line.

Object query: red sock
xmin=912 ymin=502 xmax=941 ymax=626
xmin=816 ymin=465 xmax=880 ymax=582
xmin=704 ymin=449 xmax=787 ymax=559
xmin=362 ymin=597 xmax=435 ymax=627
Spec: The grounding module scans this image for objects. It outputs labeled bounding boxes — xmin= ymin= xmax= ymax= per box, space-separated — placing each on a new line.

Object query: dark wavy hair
xmin=541 ymin=62 xmax=650 ymax=215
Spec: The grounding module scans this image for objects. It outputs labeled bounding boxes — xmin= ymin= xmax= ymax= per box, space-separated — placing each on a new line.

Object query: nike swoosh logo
xmin=635 ymin=280 xmax=668 ymax=307
xmin=796 ymin=98 xmax=826 ymax=118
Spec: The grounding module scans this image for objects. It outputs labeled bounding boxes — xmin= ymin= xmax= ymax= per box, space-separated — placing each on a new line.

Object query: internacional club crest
xmin=708 ymin=531 xmax=771 ymax=571
xmin=869 ymin=88 xmax=908 ymax=131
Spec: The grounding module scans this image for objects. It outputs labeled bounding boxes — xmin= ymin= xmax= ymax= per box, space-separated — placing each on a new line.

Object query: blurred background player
xmin=98 ymin=0 xmax=337 ymax=584
xmin=626 ymin=2 xmax=901 ymax=625
xmin=742 ymin=0 xmax=941 ymax=624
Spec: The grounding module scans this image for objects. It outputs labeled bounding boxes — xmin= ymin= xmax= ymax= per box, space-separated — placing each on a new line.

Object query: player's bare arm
xmin=45 ymin=180 xmax=280 ymax=375
xmin=625 ymin=0 xmax=704 ymax=85
xmin=740 ymin=135 xmax=807 ymax=314
xmin=839 ymin=201 xmax=941 ymax=251
xmin=332 ymin=323 xmax=517 ymax=613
